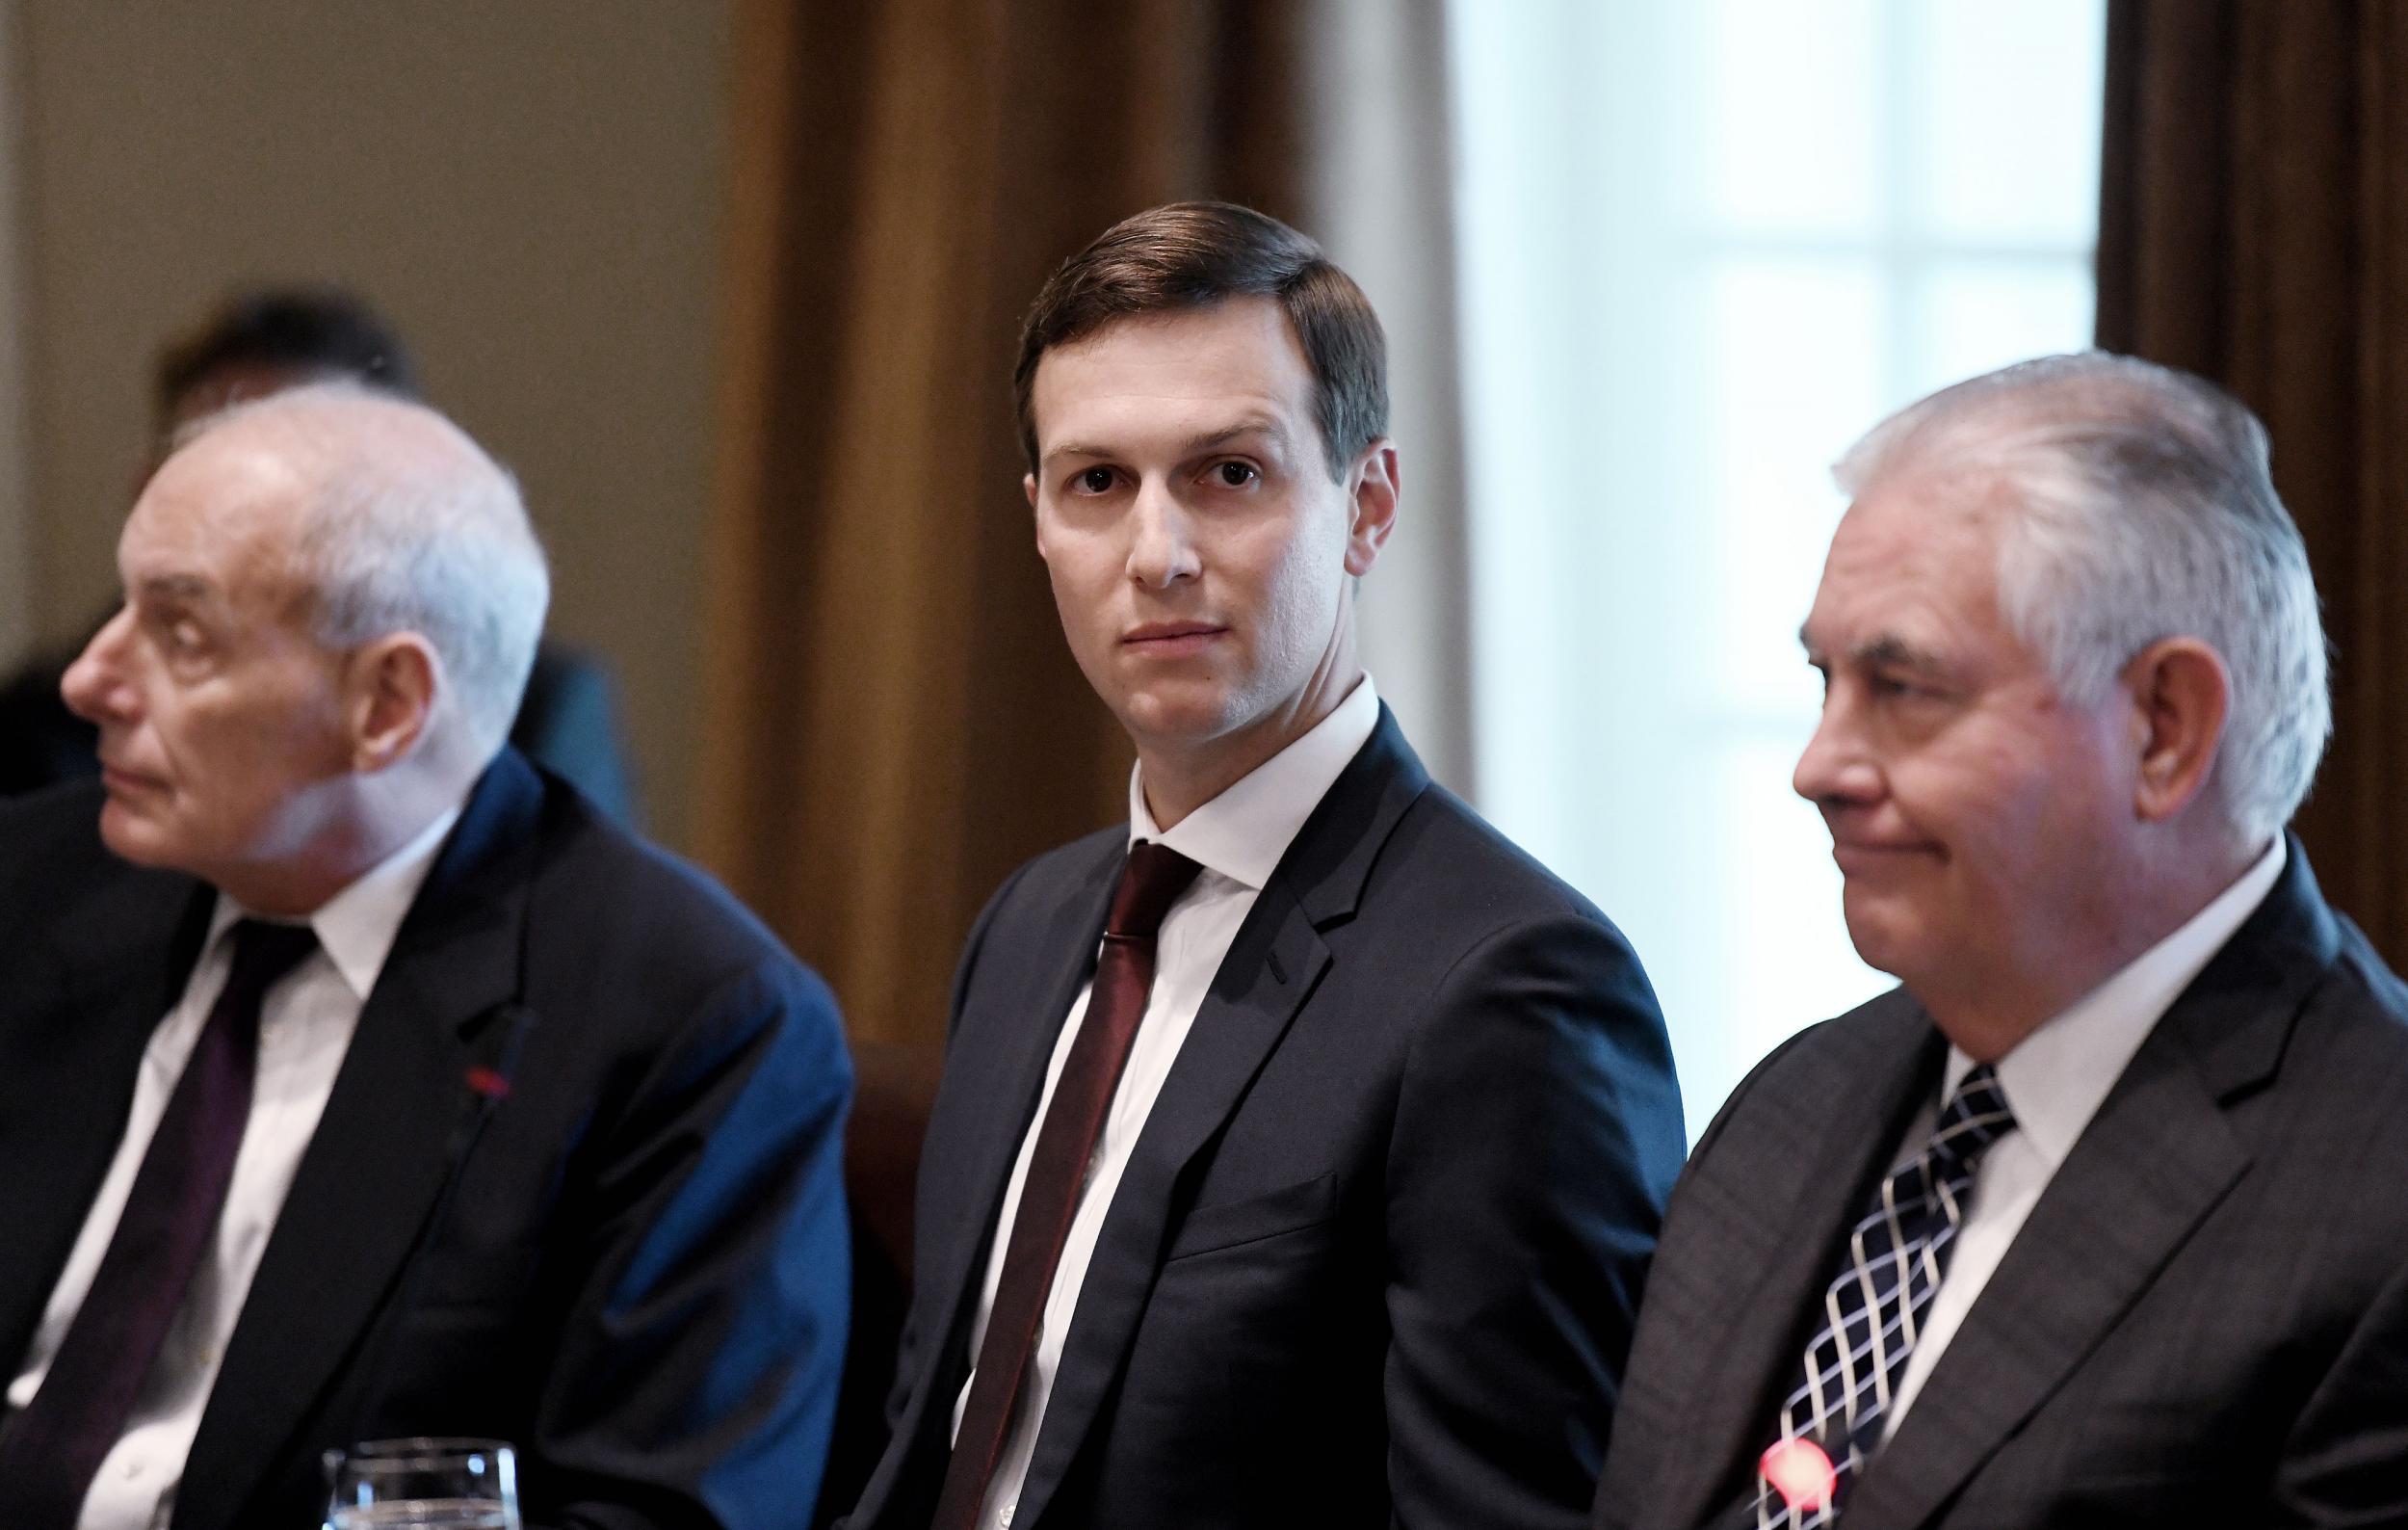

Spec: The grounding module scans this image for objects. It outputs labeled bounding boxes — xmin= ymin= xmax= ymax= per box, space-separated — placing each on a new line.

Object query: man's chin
xmin=95 ymin=799 xmax=178 ymax=869
xmin=1838 ymin=895 xmax=1924 ymax=982
xmin=1112 ymin=688 xmax=1242 ymax=748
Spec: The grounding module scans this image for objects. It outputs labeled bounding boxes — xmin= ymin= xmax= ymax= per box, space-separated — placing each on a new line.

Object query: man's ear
xmin=1344 ymin=440 xmax=1400 ymax=578
xmin=346 ymin=632 xmax=442 ymax=773
xmin=1026 ymin=470 xmax=1058 ymax=565
xmin=2125 ymin=637 xmax=2230 ymax=823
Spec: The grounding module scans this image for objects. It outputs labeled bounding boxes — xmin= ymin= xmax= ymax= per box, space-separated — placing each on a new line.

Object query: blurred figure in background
xmin=1596 ymin=354 xmax=2408 ymax=1529
xmin=843 ymin=202 xmax=1685 ymax=1530
xmin=0 ymin=287 xmax=640 ymax=824
xmin=0 ymin=384 xmax=851 ymax=1528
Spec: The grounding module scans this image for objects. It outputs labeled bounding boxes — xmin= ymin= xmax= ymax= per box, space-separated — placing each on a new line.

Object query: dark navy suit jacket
xmin=844 ymin=708 xmax=1687 ymax=1530
xmin=0 ymin=751 xmax=851 ymax=1528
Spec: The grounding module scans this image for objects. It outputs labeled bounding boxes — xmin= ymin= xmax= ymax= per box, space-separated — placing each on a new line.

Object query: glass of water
xmin=323 ymin=1438 xmax=519 ymax=1529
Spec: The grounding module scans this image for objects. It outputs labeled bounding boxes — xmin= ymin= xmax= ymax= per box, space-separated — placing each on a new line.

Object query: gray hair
xmin=1834 ymin=352 xmax=2328 ymax=845
xmin=182 ymin=382 xmax=549 ymax=757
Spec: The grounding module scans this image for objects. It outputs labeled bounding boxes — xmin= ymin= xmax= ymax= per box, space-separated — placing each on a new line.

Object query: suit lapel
xmin=890 ymin=839 xmax=1123 ymax=1477
xmin=1844 ymin=843 xmax=2337 ymax=1530
xmin=1009 ymin=707 xmax=1425 ymax=1528
xmin=175 ymin=754 xmax=544 ymax=1530
xmin=0 ymin=866 xmax=210 ymax=1371
xmin=1642 ymin=997 xmax=1945 ymax=1530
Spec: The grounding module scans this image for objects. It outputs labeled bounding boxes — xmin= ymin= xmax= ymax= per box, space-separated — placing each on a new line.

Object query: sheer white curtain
xmin=1445 ymin=0 xmax=2106 ymax=1132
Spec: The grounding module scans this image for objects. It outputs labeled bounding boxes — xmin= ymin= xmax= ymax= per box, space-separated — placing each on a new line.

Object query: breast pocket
xmin=1165 ymin=1173 xmax=1339 ymax=1261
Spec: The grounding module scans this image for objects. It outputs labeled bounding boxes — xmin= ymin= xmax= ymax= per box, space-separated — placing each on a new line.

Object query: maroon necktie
xmin=929 ymin=840 xmax=1202 ymax=1530
xmin=0 ymin=917 xmax=317 ymax=1528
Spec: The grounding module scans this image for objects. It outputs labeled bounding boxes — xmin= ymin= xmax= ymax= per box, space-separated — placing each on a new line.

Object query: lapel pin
xmin=465 ymin=1065 xmax=512 ymax=1100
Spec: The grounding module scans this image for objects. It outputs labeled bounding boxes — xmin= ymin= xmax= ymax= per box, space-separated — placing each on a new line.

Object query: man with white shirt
xmin=838 ymin=202 xmax=1686 ymax=1530
xmin=0 ymin=385 xmax=851 ymax=1528
xmin=1594 ymin=353 xmax=2408 ymax=1529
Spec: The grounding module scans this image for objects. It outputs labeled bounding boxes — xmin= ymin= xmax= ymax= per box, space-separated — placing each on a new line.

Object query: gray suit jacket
xmin=1596 ymin=842 xmax=2408 ymax=1528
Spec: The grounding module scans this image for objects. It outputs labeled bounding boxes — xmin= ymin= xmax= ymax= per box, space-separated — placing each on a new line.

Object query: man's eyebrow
xmin=1850 ymin=633 xmax=1948 ymax=671
xmin=133 ymin=572 xmax=215 ymax=605
xmin=1795 ymin=625 xmax=1948 ymax=673
xmin=1181 ymin=417 xmax=1288 ymax=456
xmin=1041 ymin=416 xmax=1292 ymax=467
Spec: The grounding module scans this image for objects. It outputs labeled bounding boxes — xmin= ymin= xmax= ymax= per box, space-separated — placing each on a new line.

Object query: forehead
xmin=119 ymin=435 xmax=313 ymax=609
xmin=1029 ymin=298 xmax=1315 ymax=455
xmin=1804 ymin=472 xmax=2014 ymax=654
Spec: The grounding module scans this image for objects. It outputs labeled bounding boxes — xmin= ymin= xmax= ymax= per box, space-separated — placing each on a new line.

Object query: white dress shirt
xmin=6 ymin=802 xmax=463 ymax=1530
xmin=1879 ymin=835 xmax=2287 ymax=1439
xmin=951 ymin=677 xmax=1381 ymax=1530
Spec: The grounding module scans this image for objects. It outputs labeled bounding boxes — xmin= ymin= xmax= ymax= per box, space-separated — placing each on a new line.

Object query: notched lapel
xmin=0 ymin=870 xmax=208 ymax=1371
xmin=899 ymin=842 xmax=1123 ymax=1450
xmin=1642 ymin=999 xmax=1944 ymax=1530
xmin=175 ymin=755 xmax=541 ymax=1530
xmin=1011 ymin=881 xmax=1332 ymax=1529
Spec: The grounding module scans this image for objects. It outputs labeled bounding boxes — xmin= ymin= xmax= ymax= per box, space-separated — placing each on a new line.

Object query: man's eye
xmin=1076 ymin=466 xmax=1115 ymax=493
xmin=1214 ymin=462 xmax=1257 ymax=488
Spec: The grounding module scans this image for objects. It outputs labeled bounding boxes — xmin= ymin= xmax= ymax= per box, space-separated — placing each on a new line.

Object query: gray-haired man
xmin=1597 ymin=353 xmax=2408 ymax=1528
xmin=0 ymin=386 xmax=851 ymax=1529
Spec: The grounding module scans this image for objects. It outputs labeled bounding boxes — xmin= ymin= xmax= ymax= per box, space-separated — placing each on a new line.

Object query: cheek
xmin=1042 ymin=532 xmax=1122 ymax=632
xmin=1248 ymin=524 xmax=1347 ymax=652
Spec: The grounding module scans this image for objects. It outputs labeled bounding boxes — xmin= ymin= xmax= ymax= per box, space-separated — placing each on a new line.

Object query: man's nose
xmin=1126 ymin=480 xmax=1202 ymax=590
xmin=61 ymin=608 xmax=139 ymax=725
xmin=1793 ymin=690 xmax=1880 ymax=808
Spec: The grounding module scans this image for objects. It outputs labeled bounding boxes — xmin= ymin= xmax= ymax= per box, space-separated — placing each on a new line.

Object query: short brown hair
xmin=1013 ymin=201 xmax=1388 ymax=480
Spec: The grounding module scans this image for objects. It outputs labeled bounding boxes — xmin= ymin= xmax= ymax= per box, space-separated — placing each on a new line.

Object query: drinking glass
xmin=323 ymin=1438 xmax=520 ymax=1530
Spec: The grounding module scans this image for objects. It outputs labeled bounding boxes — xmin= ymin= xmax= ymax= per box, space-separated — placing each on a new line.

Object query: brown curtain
xmin=2097 ymin=0 xmax=2408 ymax=960
xmin=699 ymin=0 xmax=1308 ymax=1062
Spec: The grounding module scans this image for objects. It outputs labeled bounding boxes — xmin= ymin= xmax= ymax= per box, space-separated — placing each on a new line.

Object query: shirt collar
xmin=208 ymin=797 xmax=468 ymax=1002
xmin=1943 ymin=834 xmax=2288 ymax=1168
xmin=1128 ymin=676 xmax=1381 ymax=891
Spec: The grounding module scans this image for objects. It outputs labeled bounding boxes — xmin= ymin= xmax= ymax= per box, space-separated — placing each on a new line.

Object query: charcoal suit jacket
xmin=0 ymin=751 xmax=851 ymax=1529
xmin=1593 ymin=842 xmax=2408 ymax=1529
xmin=843 ymin=706 xmax=1688 ymax=1530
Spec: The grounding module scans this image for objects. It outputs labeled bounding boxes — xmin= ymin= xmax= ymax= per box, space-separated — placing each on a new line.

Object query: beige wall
xmin=11 ymin=1 xmax=732 ymax=847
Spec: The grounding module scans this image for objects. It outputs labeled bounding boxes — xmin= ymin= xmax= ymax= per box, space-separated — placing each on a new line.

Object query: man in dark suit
xmin=1595 ymin=354 xmax=2408 ymax=1529
xmin=841 ymin=202 xmax=1686 ymax=1530
xmin=0 ymin=286 xmax=641 ymax=823
xmin=0 ymin=384 xmax=851 ymax=1527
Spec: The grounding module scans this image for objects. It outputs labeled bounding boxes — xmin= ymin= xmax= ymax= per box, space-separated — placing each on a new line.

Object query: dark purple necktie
xmin=0 ymin=917 xmax=317 ymax=1528
xmin=930 ymin=840 xmax=1201 ymax=1530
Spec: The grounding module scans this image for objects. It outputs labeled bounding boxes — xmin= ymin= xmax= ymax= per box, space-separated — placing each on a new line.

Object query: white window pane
xmin=1911 ymin=258 xmax=2098 ymax=396
xmin=1696 ymin=734 xmax=1890 ymax=1125
xmin=1699 ymin=259 xmax=1883 ymax=711
xmin=1690 ymin=0 xmax=1881 ymax=236
xmin=1915 ymin=0 xmax=2108 ymax=244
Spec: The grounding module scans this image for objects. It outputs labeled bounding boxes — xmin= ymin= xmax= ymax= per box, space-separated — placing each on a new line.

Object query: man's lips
xmin=1830 ymin=839 xmax=1937 ymax=874
xmin=1121 ymin=621 xmax=1227 ymax=656
xmin=98 ymin=759 xmax=167 ymax=796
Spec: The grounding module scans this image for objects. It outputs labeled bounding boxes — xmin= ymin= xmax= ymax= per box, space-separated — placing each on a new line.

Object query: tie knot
xmin=224 ymin=917 xmax=319 ymax=1000
xmin=1928 ymin=1061 xmax=2016 ymax=1169
xmin=1107 ymin=840 xmax=1203 ymax=939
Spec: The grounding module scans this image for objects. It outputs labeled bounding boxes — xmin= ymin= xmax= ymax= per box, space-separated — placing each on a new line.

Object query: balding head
xmin=169 ymin=382 xmax=550 ymax=757
xmin=64 ymin=384 xmax=547 ymax=913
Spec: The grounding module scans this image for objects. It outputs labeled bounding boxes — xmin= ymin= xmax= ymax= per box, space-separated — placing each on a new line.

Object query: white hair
xmin=184 ymin=382 xmax=550 ymax=757
xmin=1834 ymin=352 xmax=2329 ymax=845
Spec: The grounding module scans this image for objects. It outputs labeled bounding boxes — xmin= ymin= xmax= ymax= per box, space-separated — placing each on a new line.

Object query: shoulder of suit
xmin=515 ymin=769 xmax=825 ymax=1001
xmin=1366 ymin=780 xmax=1621 ymax=930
